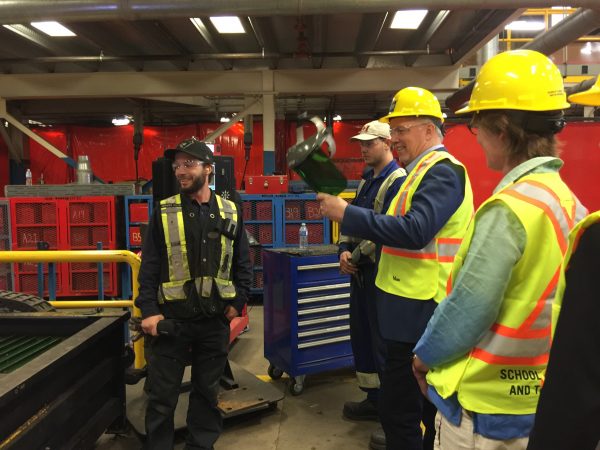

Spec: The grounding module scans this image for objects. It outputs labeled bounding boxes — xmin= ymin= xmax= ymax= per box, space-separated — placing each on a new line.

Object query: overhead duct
xmin=0 ymin=1 xmax=599 ymax=23
xmin=446 ymin=7 xmax=600 ymax=113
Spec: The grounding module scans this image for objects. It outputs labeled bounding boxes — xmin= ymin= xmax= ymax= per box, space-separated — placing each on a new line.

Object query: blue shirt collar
xmin=363 ymin=158 xmax=401 ymax=181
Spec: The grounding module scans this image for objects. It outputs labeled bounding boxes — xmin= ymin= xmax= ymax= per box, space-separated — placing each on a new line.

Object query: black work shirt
xmin=135 ymin=191 xmax=252 ymax=320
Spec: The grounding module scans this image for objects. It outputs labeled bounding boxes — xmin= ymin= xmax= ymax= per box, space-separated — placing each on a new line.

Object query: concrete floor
xmin=95 ymin=304 xmax=379 ymax=449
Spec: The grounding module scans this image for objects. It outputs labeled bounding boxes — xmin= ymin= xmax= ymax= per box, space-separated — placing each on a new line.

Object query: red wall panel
xmin=14 ymin=121 xmax=600 ymax=214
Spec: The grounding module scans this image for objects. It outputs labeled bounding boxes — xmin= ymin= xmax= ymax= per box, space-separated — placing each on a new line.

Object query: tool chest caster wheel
xmin=268 ymin=364 xmax=284 ymax=380
xmin=289 ymin=379 xmax=304 ymax=396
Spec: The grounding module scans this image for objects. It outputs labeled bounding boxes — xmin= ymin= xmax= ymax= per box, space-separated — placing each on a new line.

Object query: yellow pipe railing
xmin=0 ymin=250 xmax=145 ymax=369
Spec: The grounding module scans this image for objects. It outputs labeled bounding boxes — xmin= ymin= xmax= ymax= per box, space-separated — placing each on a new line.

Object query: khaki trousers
xmin=434 ymin=410 xmax=529 ymax=450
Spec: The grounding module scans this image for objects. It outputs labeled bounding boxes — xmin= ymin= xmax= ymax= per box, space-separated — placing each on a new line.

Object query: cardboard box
xmin=245 ymin=175 xmax=288 ymax=194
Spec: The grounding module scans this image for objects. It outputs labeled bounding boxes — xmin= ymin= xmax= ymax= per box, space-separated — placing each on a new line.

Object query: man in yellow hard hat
xmin=318 ymin=87 xmax=474 ymax=450
xmin=527 ymin=74 xmax=600 ymax=450
xmin=412 ymin=50 xmax=586 ymax=449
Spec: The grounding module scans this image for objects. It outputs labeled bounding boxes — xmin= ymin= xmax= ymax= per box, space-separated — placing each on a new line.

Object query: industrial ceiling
xmin=0 ymin=1 xmax=598 ymax=126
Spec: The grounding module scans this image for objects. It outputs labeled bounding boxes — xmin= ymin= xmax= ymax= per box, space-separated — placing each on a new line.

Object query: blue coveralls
xmin=338 ymin=159 xmax=404 ymax=404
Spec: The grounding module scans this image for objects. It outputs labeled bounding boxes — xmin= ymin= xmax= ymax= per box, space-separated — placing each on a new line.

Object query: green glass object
xmin=287 ymin=128 xmax=347 ymax=195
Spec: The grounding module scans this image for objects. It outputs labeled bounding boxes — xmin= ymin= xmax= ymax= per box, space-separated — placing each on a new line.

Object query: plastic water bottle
xmin=299 ymin=223 xmax=308 ymax=249
xmin=25 ymin=168 xmax=32 ymax=186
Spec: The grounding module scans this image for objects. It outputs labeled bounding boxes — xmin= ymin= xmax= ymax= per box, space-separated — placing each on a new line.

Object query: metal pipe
xmin=0 ymin=1 xmax=599 ymax=23
xmin=0 ymin=49 xmax=440 ymax=66
xmin=523 ymin=8 xmax=600 ymax=54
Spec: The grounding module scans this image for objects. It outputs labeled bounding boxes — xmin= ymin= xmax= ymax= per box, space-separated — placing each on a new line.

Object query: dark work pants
xmin=380 ymin=341 xmax=436 ymax=450
xmin=144 ymin=317 xmax=229 ymax=450
xmin=349 ymin=263 xmax=386 ymax=403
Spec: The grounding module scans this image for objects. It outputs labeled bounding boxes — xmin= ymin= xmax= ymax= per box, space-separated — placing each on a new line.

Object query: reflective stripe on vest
xmin=339 ymin=167 xmax=406 ymax=247
xmin=426 ymin=172 xmax=586 ymax=415
xmin=158 ymin=194 xmax=238 ymax=303
xmin=376 ymin=150 xmax=473 ymax=302
xmin=471 ymin=179 xmax=586 ymax=367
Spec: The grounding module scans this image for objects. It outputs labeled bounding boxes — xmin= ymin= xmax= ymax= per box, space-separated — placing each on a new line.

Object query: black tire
xmin=0 ymin=290 xmax=56 ymax=313
xmin=267 ymin=364 xmax=284 ymax=380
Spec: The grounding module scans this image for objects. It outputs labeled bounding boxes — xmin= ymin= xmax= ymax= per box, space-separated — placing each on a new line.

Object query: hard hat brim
xmin=568 ymin=84 xmax=600 ymax=106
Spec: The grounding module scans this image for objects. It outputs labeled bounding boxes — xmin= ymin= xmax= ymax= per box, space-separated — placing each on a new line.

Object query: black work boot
xmin=369 ymin=427 xmax=386 ymax=450
xmin=342 ymin=398 xmax=379 ymax=421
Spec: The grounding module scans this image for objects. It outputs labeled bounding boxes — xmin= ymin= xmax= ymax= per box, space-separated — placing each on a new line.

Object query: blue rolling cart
xmin=263 ymin=245 xmax=353 ymax=395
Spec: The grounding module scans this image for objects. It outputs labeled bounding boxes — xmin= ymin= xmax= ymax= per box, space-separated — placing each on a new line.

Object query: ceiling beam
xmin=404 ymin=10 xmax=451 ymax=67
xmin=246 ymin=16 xmax=278 ymax=69
xmin=190 ymin=17 xmax=233 ymax=70
xmin=354 ymin=13 xmax=388 ymax=68
xmin=0 ymin=67 xmax=459 ymax=99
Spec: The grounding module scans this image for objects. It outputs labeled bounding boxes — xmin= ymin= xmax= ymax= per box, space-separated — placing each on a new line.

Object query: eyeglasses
xmin=390 ymin=122 xmax=429 ymax=136
xmin=172 ymin=160 xmax=204 ymax=171
xmin=467 ymin=121 xmax=479 ymax=136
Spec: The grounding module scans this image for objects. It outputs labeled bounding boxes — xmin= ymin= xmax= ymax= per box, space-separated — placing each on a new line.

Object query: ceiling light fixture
xmin=112 ymin=116 xmax=131 ymax=126
xmin=220 ymin=116 xmax=231 ymax=123
xmin=390 ymin=10 xmax=428 ymax=30
xmin=209 ymin=16 xmax=245 ymax=34
xmin=333 ymin=114 xmax=342 ymax=121
xmin=31 ymin=21 xmax=76 ymax=37
xmin=504 ymin=21 xmax=545 ymax=32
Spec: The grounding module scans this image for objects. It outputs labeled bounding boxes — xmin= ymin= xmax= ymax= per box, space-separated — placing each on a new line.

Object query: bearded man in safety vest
xmin=527 ymin=75 xmax=600 ymax=450
xmin=318 ymin=87 xmax=474 ymax=450
xmin=135 ymin=137 xmax=252 ymax=449
xmin=412 ymin=50 xmax=587 ymax=450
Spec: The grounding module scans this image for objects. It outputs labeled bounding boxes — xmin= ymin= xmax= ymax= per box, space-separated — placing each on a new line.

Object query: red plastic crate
xmin=258 ymin=224 xmax=273 ymax=244
xmin=285 ymin=201 xmax=302 ymax=220
xmin=69 ymin=203 xmax=92 ymax=223
xmin=129 ymin=226 xmax=142 ymax=246
xmin=129 ymin=203 xmax=149 ymax=223
xmin=304 ymin=201 xmax=322 ymax=220
xmin=242 ymin=202 xmax=252 ymax=221
xmin=255 ymin=202 xmax=272 ymax=220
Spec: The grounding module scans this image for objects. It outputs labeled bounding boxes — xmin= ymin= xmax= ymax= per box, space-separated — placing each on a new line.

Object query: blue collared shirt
xmin=414 ymin=157 xmax=564 ymax=439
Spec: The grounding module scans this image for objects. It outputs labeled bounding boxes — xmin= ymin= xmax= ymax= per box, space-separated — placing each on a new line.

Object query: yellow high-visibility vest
xmin=376 ymin=150 xmax=474 ymax=302
xmin=427 ymin=172 xmax=587 ymax=414
xmin=158 ymin=194 xmax=238 ymax=303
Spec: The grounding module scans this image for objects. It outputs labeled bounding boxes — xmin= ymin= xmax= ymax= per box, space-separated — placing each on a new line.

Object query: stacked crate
xmin=10 ymin=197 xmax=118 ymax=297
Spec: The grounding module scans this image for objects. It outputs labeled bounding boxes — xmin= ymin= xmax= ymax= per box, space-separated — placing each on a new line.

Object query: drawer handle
xmin=298 ymin=314 xmax=349 ymax=326
xmin=297 ymin=335 xmax=350 ymax=349
xmin=298 ymin=283 xmax=350 ymax=293
xmin=298 ymin=324 xmax=350 ymax=337
xmin=298 ymin=304 xmax=349 ymax=316
xmin=297 ymin=262 xmax=340 ymax=271
xmin=298 ymin=293 xmax=350 ymax=305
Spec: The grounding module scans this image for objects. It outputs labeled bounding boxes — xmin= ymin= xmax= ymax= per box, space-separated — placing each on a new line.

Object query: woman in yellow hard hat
xmin=527 ymin=75 xmax=600 ymax=450
xmin=412 ymin=49 xmax=587 ymax=449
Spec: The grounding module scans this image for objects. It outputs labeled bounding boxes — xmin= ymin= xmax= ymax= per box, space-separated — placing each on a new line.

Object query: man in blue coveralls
xmin=338 ymin=120 xmax=405 ymax=422
xmin=318 ymin=87 xmax=474 ymax=450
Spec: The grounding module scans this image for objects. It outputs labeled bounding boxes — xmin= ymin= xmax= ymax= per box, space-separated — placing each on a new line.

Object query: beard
xmin=178 ymin=171 xmax=207 ymax=194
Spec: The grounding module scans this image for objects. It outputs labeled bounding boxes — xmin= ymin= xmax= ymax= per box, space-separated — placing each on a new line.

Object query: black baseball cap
xmin=164 ymin=137 xmax=214 ymax=164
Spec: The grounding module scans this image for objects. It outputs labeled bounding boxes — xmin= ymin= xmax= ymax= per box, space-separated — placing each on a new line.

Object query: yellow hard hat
xmin=380 ymin=87 xmax=444 ymax=123
xmin=456 ymin=49 xmax=570 ymax=115
xmin=568 ymin=76 xmax=600 ymax=106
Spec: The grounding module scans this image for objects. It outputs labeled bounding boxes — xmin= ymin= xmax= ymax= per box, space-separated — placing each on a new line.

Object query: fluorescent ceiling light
xmin=333 ymin=114 xmax=342 ymax=121
xmin=220 ymin=116 xmax=231 ymax=123
xmin=505 ymin=21 xmax=545 ymax=31
xmin=551 ymin=13 xmax=568 ymax=27
xmin=31 ymin=21 xmax=76 ymax=37
xmin=209 ymin=16 xmax=245 ymax=34
xmin=112 ymin=116 xmax=130 ymax=126
xmin=390 ymin=10 xmax=428 ymax=30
